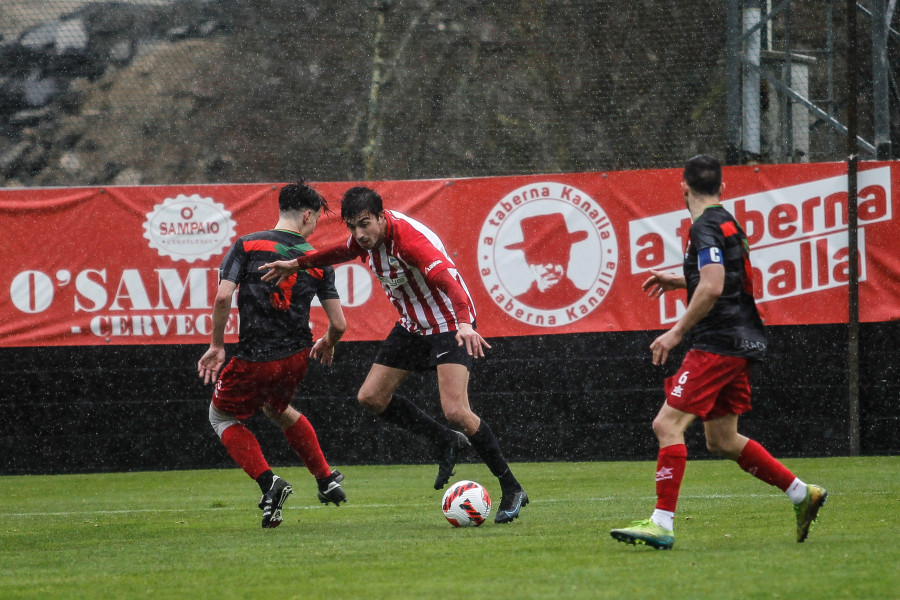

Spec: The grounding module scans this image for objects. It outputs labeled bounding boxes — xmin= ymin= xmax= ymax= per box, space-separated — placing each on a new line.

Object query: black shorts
xmin=374 ymin=324 xmax=474 ymax=371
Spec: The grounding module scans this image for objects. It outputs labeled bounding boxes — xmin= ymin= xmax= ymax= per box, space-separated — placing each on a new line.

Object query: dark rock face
xmin=0 ymin=0 xmax=234 ymax=184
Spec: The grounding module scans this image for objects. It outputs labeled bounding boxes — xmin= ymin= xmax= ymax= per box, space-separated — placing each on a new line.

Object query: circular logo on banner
xmin=477 ymin=182 xmax=618 ymax=327
xmin=143 ymin=194 xmax=236 ymax=262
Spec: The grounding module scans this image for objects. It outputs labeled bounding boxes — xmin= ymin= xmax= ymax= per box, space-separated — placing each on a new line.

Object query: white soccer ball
xmin=441 ymin=480 xmax=491 ymax=527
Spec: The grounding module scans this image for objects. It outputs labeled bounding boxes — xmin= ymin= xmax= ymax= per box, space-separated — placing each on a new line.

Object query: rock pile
xmin=0 ymin=0 xmax=234 ymax=184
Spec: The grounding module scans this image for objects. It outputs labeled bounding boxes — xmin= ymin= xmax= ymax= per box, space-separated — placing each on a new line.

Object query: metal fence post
xmin=847 ymin=0 xmax=861 ymax=457
xmin=726 ymin=0 xmax=743 ymax=165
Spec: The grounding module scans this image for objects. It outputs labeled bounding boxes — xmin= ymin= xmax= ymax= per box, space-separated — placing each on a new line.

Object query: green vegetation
xmin=2 ymin=457 xmax=897 ymax=599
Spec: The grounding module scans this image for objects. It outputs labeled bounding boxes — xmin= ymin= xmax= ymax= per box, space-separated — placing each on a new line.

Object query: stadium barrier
xmin=2 ymin=163 xmax=898 ymax=474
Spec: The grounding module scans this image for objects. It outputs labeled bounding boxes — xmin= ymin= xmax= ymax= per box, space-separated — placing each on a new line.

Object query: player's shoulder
xmin=704 ymin=205 xmax=735 ymax=223
xmin=387 ymin=210 xmax=424 ymax=232
xmin=225 ymin=230 xmax=266 ymax=255
xmin=236 ymin=229 xmax=280 ymax=245
xmin=388 ymin=210 xmax=440 ymax=244
xmin=693 ymin=206 xmax=733 ymax=232
xmin=242 ymin=229 xmax=304 ymax=242
xmin=236 ymin=229 xmax=313 ymax=258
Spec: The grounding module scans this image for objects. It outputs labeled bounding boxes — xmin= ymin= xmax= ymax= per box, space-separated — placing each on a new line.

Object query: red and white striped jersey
xmin=346 ymin=210 xmax=476 ymax=335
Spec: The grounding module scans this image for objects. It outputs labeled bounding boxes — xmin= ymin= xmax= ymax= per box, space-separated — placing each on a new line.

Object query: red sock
xmin=284 ymin=415 xmax=330 ymax=480
xmin=655 ymin=444 xmax=688 ymax=513
xmin=737 ymin=439 xmax=795 ymax=491
xmin=220 ymin=424 xmax=269 ymax=480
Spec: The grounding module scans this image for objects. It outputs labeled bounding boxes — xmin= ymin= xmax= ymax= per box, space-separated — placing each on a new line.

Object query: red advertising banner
xmin=1 ymin=161 xmax=897 ymax=348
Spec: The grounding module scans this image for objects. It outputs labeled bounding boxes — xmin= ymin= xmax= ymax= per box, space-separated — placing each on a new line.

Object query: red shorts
xmin=212 ymin=349 xmax=309 ymax=420
xmin=664 ymin=349 xmax=753 ymax=421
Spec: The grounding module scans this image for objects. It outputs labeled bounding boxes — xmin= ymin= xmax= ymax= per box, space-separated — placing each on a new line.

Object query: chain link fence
xmin=0 ymin=0 xmax=894 ymax=187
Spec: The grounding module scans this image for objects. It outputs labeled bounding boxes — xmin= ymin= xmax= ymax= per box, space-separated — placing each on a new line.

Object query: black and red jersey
xmin=684 ymin=205 xmax=767 ymax=360
xmin=219 ymin=229 xmax=339 ymax=361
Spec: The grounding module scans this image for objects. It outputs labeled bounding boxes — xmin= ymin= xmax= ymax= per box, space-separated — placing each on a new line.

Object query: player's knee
xmin=442 ymin=405 xmax=465 ymax=426
xmin=707 ymin=438 xmax=741 ymax=460
xmin=265 ymin=404 xmax=299 ymax=429
xmin=208 ymin=403 xmax=239 ymax=439
xmin=442 ymin=405 xmax=474 ymax=429
xmin=652 ymin=416 xmax=683 ymax=447
xmin=651 ymin=415 xmax=669 ymax=440
xmin=705 ymin=438 xmax=723 ymax=455
xmin=357 ymin=389 xmax=388 ymax=413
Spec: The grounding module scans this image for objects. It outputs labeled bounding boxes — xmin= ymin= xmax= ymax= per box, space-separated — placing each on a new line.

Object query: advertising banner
xmin=1 ymin=161 xmax=897 ymax=347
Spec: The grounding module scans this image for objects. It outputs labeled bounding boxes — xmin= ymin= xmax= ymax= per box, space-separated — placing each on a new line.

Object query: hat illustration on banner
xmin=504 ymin=212 xmax=590 ymax=310
xmin=505 ymin=213 xmax=589 ymax=265
xmin=477 ymin=181 xmax=619 ymax=324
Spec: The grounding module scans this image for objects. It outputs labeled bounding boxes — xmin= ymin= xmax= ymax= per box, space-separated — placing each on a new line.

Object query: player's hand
xmin=310 ymin=337 xmax=336 ymax=366
xmin=198 ymin=346 xmax=226 ymax=384
xmin=642 ymin=269 xmax=683 ymax=298
xmin=259 ymin=259 xmax=300 ymax=284
xmin=456 ymin=323 xmax=491 ymax=359
xmin=649 ymin=328 xmax=682 ymax=365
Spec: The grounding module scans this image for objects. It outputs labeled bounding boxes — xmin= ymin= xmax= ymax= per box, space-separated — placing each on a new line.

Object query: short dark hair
xmin=279 ymin=180 xmax=329 ymax=213
xmin=341 ymin=186 xmax=383 ymax=222
xmin=683 ymin=155 xmax=722 ymax=196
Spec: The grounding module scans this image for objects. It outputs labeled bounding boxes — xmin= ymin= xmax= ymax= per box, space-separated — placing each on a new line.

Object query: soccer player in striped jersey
xmin=610 ymin=155 xmax=827 ymax=549
xmin=260 ymin=186 xmax=528 ymax=524
xmin=198 ymin=181 xmax=348 ymax=528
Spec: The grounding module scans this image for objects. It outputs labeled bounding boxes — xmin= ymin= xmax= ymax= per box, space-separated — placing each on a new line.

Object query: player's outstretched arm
xmin=259 ymin=243 xmax=360 ymax=284
xmin=259 ymin=258 xmax=300 ymax=285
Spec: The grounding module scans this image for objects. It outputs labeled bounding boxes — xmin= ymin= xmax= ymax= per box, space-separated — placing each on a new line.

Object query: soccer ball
xmin=441 ymin=480 xmax=491 ymax=527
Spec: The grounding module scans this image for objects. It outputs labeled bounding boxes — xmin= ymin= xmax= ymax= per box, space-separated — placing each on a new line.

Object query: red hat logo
xmin=477 ymin=181 xmax=618 ymax=327
xmin=504 ymin=213 xmax=589 ymax=309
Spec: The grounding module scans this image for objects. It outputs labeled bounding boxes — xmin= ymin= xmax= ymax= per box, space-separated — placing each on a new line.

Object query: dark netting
xmin=0 ymin=0 xmax=894 ymax=185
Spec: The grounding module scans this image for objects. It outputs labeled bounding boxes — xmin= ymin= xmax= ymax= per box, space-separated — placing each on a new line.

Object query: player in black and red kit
xmin=260 ymin=186 xmax=528 ymax=524
xmin=198 ymin=181 xmax=347 ymax=528
xmin=610 ymin=155 xmax=827 ymax=549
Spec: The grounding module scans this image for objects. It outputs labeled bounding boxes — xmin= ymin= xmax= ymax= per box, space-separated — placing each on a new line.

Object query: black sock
xmin=468 ymin=420 xmax=519 ymax=492
xmin=379 ymin=395 xmax=452 ymax=443
xmin=256 ymin=470 xmax=275 ymax=494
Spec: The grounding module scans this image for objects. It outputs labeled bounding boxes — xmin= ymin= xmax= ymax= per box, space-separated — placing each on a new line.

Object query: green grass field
xmin=2 ymin=457 xmax=897 ymax=599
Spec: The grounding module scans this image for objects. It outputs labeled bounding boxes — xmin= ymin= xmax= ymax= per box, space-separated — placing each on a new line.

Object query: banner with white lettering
xmin=0 ymin=161 xmax=897 ymax=347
